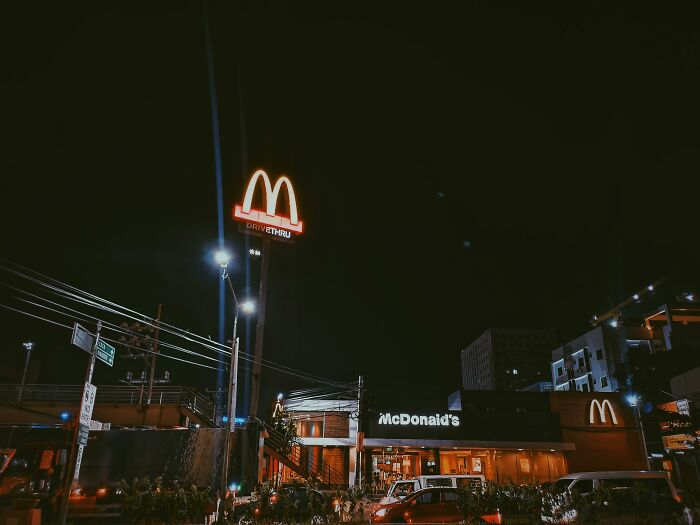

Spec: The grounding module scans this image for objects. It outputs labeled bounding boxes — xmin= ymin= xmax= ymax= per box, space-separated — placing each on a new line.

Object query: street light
xmin=215 ymin=249 xmax=231 ymax=270
xmin=17 ymin=341 xmax=35 ymax=403
xmin=626 ymin=393 xmax=650 ymax=469
xmin=214 ymin=251 xmax=255 ymax=524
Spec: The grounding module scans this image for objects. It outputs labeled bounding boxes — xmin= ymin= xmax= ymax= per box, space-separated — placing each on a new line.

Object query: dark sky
xmin=2 ymin=2 xmax=700 ymax=409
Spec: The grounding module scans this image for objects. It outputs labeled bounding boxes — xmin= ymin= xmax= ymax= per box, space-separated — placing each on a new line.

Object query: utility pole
xmin=58 ymin=321 xmax=101 ymax=525
xmin=146 ymin=304 xmax=162 ymax=405
xmin=356 ymin=375 xmax=364 ymax=487
xmin=218 ymin=265 xmax=244 ymax=524
xmin=249 ymin=238 xmax=270 ymax=419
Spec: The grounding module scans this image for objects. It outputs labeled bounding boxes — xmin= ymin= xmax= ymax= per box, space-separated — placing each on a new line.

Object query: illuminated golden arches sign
xmin=233 ymin=169 xmax=303 ymax=234
xmin=588 ymin=399 xmax=618 ymax=425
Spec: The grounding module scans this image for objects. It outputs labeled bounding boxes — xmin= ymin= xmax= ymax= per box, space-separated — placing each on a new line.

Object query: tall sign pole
xmin=232 ymin=169 xmax=303 ymax=418
xmin=249 ymin=237 xmax=270 ymax=419
xmin=59 ymin=321 xmax=102 ymax=525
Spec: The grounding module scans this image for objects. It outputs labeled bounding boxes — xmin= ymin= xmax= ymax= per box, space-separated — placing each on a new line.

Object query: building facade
xmin=551 ymin=326 xmax=622 ymax=393
xmin=461 ymin=328 xmax=557 ymax=391
xmin=268 ymin=398 xmax=359 ymax=487
xmin=361 ymin=390 xmax=646 ymax=486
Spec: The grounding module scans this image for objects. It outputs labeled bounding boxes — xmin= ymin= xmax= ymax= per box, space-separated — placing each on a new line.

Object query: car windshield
xmin=552 ymin=479 xmax=574 ymax=493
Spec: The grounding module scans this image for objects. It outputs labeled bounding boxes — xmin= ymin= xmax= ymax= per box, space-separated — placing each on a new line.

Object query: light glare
xmin=214 ymin=250 xmax=231 ymax=269
xmin=240 ymin=301 xmax=255 ymax=314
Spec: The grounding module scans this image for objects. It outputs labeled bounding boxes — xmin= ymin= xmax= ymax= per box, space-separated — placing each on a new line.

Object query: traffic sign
xmin=71 ymin=323 xmax=95 ymax=353
xmin=73 ymin=445 xmax=84 ymax=481
xmin=77 ymin=423 xmax=90 ymax=446
xmin=96 ymin=338 xmax=116 ymax=367
xmin=79 ymin=383 xmax=97 ymax=427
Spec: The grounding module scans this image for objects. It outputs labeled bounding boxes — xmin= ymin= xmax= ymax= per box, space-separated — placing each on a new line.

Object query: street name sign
xmin=71 ymin=323 xmax=95 ymax=353
xmin=96 ymin=338 xmax=116 ymax=367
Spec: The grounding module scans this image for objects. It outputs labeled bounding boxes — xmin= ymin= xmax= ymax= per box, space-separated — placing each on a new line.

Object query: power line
xmin=0 ymin=264 xmax=346 ymax=385
xmin=0 ymin=261 xmax=349 ymax=386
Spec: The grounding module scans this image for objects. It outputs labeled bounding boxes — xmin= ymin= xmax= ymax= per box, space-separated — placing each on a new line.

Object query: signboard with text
xmin=233 ymin=169 xmax=303 ymax=243
xmin=96 ymin=338 xmax=116 ymax=367
xmin=79 ymin=383 xmax=97 ymax=427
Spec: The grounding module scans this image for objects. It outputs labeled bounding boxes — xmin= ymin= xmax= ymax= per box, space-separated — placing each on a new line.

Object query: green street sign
xmin=96 ymin=338 xmax=116 ymax=367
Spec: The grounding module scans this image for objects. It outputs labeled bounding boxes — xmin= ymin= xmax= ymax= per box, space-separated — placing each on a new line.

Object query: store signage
xmin=233 ymin=169 xmax=303 ymax=241
xmin=588 ymin=399 xmax=618 ymax=425
xmin=378 ymin=413 xmax=460 ymax=427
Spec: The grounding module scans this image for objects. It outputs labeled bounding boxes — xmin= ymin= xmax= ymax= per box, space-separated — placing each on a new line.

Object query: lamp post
xmin=214 ymin=250 xmax=254 ymax=524
xmin=627 ymin=394 xmax=650 ymax=469
xmin=17 ymin=341 xmax=34 ymax=403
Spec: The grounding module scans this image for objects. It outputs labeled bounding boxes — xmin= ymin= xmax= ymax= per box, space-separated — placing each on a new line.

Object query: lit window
xmin=512 ymin=369 xmax=518 ymax=375
xmin=557 ymin=367 xmax=563 ymax=376
xmin=601 ymin=376 xmax=608 ymax=388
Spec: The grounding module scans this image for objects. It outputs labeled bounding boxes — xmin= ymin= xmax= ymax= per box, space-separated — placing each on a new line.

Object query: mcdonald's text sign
xmin=233 ymin=169 xmax=303 ymax=241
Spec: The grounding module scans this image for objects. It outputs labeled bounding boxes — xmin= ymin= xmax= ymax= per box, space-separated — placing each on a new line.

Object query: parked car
xmin=541 ymin=471 xmax=684 ymax=524
xmin=379 ymin=475 xmax=485 ymax=506
xmin=371 ymin=487 xmax=501 ymax=524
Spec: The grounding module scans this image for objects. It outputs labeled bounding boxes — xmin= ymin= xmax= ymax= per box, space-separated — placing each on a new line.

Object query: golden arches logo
xmin=588 ymin=399 xmax=618 ymax=425
xmin=233 ymin=169 xmax=303 ymax=233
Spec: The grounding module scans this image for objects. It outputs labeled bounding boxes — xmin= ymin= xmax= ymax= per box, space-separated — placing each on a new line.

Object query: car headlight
xmin=373 ymin=508 xmax=389 ymax=517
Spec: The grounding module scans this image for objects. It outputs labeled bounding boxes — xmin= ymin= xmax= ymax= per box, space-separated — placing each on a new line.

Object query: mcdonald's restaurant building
xmin=361 ymin=391 xmax=647 ymax=485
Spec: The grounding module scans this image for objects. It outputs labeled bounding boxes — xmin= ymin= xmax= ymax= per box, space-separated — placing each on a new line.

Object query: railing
xmin=0 ymin=384 xmax=216 ymax=424
xmin=264 ymin=425 xmax=347 ymax=488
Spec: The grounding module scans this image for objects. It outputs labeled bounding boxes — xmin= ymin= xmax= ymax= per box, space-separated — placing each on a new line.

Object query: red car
xmin=370 ymin=487 xmax=501 ymax=524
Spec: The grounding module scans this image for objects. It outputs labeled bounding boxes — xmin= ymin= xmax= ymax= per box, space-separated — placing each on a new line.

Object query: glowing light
xmin=233 ymin=169 xmax=303 ymax=233
xmin=214 ymin=250 xmax=231 ymax=269
xmin=240 ymin=301 xmax=255 ymax=314
xmin=249 ymin=249 xmax=262 ymax=257
xmin=195 ymin=423 xmax=201 ymax=428
xmin=632 ymin=294 xmax=639 ymax=301
xmin=589 ymin=399 xmax=619 ymax=425
xmin=647 ymin=284 xmax=654 ymax=292
xmin=96 ymin=488 xmax=107 ymax=497
xmin=22 ymin=341 xmax=34 ymax=350
xmin=277 ymin=393 xmax=283 ymax=401
xmin=60 ymin=412 xmax=70 ymax=421
xmin=222 ymin=416 xmax=229 ymax=423
xmin=626 ymin=394 xmax=640 ymax=407
xmin=610 ymin=319 xmax=618 ymax=328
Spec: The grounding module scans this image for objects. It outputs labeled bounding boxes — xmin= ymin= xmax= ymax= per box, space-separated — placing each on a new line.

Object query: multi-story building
xmin=461 ymin=328 xmax=557 ymax=391
xmin=552 ymin=298 xmax=700 ymax=393
xmin=551 ymin=325 xmax=624 ymax=393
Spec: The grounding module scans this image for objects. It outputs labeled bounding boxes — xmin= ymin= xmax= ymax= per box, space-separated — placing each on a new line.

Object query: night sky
xmin=2 ymin=2 xmax=700 ymax=409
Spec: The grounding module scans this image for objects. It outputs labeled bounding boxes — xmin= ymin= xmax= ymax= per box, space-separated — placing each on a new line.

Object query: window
xmin=571 ymin=480 xmax=593 ymax=493
xmin=557 ymin=367 xmax=563 ymax=376
xmin=578 ymin=357 xmax=585 ymax=368
xmin=596 ymin=349 xmax=604 ymax=360
xmin=601 ymin=376 xmax=608 ymax=388
xmin=513 ymin=369 xmax=518 ymax=375
xmin=442 ymin=490 xmax=459 ymax=502
xmin=581 ymin=383 xmax=589 ymax=392
xmin=414 ymin=491 xmax=439 ymax=504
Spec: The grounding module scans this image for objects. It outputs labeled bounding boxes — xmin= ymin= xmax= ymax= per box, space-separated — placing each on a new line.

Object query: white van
xmin=541 ymin=471 xmax=682 ymax=524
xmin=378 ymin=475 xmax=486 ymax=506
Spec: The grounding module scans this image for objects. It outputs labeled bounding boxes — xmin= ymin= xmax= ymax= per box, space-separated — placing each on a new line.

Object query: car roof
xmin=558 ymin=471 xmax=668 ymax=480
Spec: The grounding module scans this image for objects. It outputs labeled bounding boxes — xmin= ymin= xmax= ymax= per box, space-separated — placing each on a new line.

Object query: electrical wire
xmin=0 ymin=260 xmax=350 ymax=386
